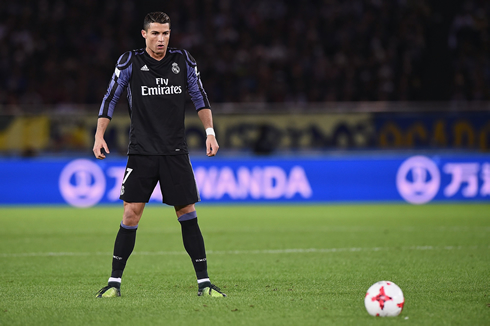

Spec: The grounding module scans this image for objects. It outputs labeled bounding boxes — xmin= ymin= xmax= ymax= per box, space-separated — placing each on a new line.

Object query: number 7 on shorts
xmin=122 ymin=168 xmax=133 ymax=184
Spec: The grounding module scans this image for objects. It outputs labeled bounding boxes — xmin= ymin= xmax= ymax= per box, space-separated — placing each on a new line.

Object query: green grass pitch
xmin=0 ymin=204 xmax=489 ymax=325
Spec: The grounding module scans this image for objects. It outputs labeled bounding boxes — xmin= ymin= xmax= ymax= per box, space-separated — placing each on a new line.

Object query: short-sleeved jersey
xmin=99 ymin=48 xmax=211 ymax=155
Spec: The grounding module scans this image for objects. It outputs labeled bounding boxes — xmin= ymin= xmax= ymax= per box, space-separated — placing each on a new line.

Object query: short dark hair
xmin=143 ymin=12 xmax=171 ymax=31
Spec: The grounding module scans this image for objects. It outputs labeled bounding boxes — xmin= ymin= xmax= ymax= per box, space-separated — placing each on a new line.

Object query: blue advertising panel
xmin=0 ymin=154 xmax=489 ymax=206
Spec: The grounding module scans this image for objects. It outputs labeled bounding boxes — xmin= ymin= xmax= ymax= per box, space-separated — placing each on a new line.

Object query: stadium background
xmin=0 ymin=2 xmax=489 ymax=325
xmin=0 ymin=0 xmax=489 ymax=205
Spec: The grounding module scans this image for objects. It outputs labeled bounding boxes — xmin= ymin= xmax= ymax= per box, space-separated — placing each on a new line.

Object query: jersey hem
xmin=127 ymin=152 xmax=190 ymax=156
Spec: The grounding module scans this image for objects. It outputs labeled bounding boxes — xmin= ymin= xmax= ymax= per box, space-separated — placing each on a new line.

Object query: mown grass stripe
xmin=1 ymin=245 xmax=488 ymax=258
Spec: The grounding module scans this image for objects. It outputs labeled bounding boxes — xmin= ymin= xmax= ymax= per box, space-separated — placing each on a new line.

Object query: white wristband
xmin=205 ymin=128 xmax=215 ymax=136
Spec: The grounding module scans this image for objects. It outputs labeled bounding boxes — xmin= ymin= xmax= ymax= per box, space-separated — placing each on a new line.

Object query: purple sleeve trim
xmin=98 ymin=64 xmax=132 ymax=118
xmin=186 ymin=59 xmax=210 ymax=110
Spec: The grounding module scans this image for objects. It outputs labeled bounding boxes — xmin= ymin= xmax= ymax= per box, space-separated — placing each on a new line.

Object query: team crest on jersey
xmin=172 ymin=62 xmax=180 ymax=74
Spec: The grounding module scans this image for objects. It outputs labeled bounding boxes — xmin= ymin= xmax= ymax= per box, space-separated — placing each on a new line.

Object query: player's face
xmin=142 ymin=23 xmax=170 ymax=60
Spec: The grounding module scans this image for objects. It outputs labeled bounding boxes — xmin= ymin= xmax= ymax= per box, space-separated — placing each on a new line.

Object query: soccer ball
xmin=364 ymin=281 xmax=404 ymax=317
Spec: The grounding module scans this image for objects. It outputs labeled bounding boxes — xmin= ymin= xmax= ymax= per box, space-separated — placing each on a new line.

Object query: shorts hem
xmin=162 ymin=198 xmax=200 ymax=206
xmin=119 ymin=197 xmax=150 ymax=203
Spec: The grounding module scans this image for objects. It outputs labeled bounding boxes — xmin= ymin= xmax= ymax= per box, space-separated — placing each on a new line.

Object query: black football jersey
xmin=99 ymin=48 xmax=211 ymax=155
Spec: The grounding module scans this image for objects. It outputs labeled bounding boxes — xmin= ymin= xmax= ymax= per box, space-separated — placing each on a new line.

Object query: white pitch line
xmin=0 ymin=245 xmax=488 ymax=258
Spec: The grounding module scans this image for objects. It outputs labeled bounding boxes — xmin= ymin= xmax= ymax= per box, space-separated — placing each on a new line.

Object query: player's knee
xmin=123 ymin=203 xmax=144 ymax=226
xmin=175 ymin=204 xmax=196 ymax=217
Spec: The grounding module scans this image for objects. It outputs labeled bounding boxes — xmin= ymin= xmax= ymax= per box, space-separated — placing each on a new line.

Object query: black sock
xmin=111 ymin=222 xmax=137 ymax=279
xmin=179 ymin=214 xmax=208 ymax=280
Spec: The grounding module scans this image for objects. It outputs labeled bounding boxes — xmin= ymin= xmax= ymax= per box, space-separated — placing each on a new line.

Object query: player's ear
xmin=141 ymin=29 xmax=147 ymax=39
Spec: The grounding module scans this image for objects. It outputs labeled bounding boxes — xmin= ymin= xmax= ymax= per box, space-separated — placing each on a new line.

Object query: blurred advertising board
xmin=374 ymin=111 xmax=490 ymax=150
xmin=0 ymin=154 xmax=489 ymax=207
xmin=0 ymin=115 xmax=50 ymax=151
xmin=1 ymin=107 xmax=489 ymax=154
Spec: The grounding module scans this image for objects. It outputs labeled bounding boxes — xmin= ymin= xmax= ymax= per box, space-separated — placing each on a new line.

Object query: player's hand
xmin=206 ymin=135 xmax=219 ymax=157
xmin=93 ymin=138 xmax=110 ymax=159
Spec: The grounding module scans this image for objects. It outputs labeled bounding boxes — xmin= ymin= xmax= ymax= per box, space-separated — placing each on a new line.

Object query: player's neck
xmin=146 ymin=47 xmax=166 ymax=61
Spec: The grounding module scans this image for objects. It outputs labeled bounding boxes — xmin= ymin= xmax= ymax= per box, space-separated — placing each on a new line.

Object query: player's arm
xmin=198 ymin=108 xmax=219 ymax=157
xmin=94 ymin=51 xmax=132 ymax=159
xmin=93 ymin=118 xmax=111 ymax=159
xmin=183 ymin=50 xmax=216 ymax=156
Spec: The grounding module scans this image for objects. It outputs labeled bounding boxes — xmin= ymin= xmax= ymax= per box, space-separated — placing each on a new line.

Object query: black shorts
xmin=119 ymin=154 xmax=200 ymax=206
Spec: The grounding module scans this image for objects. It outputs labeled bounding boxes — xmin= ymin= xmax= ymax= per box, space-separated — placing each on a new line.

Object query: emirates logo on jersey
xmin=141 ymin=78 xmax=182 ymax=96
xmin=172 ymin=62 xmax=180 ymax=74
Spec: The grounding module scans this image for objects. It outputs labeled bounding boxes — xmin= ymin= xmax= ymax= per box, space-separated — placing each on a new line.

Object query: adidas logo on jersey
xmin=141 ymin=65 xmax=149 ymax=71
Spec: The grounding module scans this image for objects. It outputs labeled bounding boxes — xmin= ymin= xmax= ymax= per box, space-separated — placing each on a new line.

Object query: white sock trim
xmin=197 ymin=278 xmax=210 ymax=284
xmin=108 ymin=277 xmax=121 ymax=284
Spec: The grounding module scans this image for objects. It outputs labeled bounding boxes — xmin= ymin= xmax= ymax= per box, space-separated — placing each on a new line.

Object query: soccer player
xmin=93 ymin=12 xmax=226 ymax=298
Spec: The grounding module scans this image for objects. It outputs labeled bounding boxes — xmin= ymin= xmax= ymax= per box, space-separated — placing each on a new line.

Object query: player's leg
xmin=96 ymin=202 xmax=145 ymax=298
xmin=160 ymin=155 xmax=226 ymax=297
xmin=175 ymin=204 xmax=207 ymax=280
xmin=96 ymin=155 xmax=158 ymax=298
xmin=175 ymin=204 xmax=226 ymax=297
xmin=112 ymin=203 xmax=145 ymax=278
